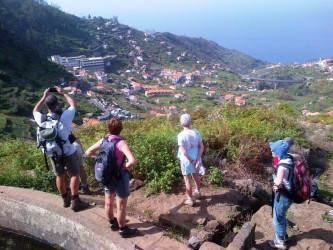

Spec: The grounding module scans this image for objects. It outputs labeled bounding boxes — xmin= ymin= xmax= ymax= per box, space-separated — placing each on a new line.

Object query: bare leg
xmin=69 ymin=174 xmax=80 ymax=196
xmin=183 ymin=175 xmax=193 ymax=199
xmin=192 ymin=173 xmax=201 ymax=191
xmin=116 ymin=197 xmax=128 ymax=228
xmin=56 ymin=175 xmax=67 ymax=195
xmin=79 ymin=165 xmax=88 ymax=185
xmin=105 ymin=193 xmax=116 ymax=220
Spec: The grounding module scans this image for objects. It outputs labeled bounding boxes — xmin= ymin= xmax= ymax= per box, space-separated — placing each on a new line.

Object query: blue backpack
xmin=94 ymin=137 xmax=125 ymax=186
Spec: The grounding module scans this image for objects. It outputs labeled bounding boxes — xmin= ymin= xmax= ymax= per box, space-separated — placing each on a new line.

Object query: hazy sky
xmin=49 ymin=0 xmax=333 ymax=63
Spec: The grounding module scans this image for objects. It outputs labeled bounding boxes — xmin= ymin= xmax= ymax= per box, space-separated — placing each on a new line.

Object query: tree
xmin=112 ymin=16 xmax=118 ymax=24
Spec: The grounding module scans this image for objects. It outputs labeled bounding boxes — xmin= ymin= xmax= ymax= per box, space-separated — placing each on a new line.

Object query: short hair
xmin=107 ymin=117 xmax=123 ymax=135
xmin=45 ymin=94 xmax=58 ymax=111
xmin=180 ymin=113 xmax=192 ymax=127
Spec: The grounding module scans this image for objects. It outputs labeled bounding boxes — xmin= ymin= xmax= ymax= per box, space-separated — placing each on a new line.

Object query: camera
xmin=49 ymin=87 xmax=57 ymax=92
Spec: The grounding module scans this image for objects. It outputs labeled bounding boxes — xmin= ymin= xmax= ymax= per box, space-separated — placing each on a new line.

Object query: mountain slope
xmin=0 ymin=0 xmax=92 ymax=56
xmin=0 ymin=0 xmax=266 ymax=74
xmin=0 ymin=0 xmax=268 ymax=139
xmin=0 ymin=26 xmax=71 ymax=114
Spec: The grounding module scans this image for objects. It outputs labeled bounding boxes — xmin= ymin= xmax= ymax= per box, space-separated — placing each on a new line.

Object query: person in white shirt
xmin=33 ymin=86 xmax=89 ymax=212
xmin=177 ymin=113 xmax=204 ymax=207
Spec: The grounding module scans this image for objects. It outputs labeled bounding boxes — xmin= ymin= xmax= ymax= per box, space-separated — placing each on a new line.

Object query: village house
xmin=87 ymin=90 xmax=98 ymax=97
xmin=129 ymin=95 xmax=140 ymax=104
xmin=169 ymin=85 xmax=177 ymax=90
xmin=145 ymin=89 xmax=175 ymax=98
xmin=83 ymin=117 xmax=99 ymax=125
xmin=168 ymin=105 xmax=178 ymax=113
xmin=142 ymin=84 xmax=159 ymax=91
xmin=175 ymin=93 xmax=187 ymax=100
xmin=142 ymin=72 xmax=151 ymax=80
xmin=121 ymin=88 xmax=133 ymax=95
xmin=201 ymin=84 xmax=209 ymax=89
xmin=241 ymin=93 xmax=249 ymax=99
xmin=95 ymin=72 xmax=108 ymax=83
xmin=160 ymin=69 xmax=184 ymax=84
xmin=234 ymin=96 xmax=246 ymax=106
xmin=130 ymin=81 xmax=142 ymax=91
xmin=224 ymin=93 xmax=235 ymax=101
xmin=185 ymin=73 xmax=194 ymax=81
xmin=50 ymin=55 xmax=112 ymax=70
xmin=170 ymin=72 xmax=184 ymax=84
xmin=206 ymin=90 xmax=217 ymax=98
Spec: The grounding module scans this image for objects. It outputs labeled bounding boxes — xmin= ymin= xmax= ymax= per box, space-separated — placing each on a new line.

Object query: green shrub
xmin=0 ymin=139 xmax=56 ymax=192
xmin=205 ymin=166 xmax=224 ymax=186
xmin=0 ymin=104 xmax=305 ymax=194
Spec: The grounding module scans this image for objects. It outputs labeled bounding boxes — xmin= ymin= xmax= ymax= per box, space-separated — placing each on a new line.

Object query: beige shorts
xmin=73 ymin=141 xmax=84 ymax=166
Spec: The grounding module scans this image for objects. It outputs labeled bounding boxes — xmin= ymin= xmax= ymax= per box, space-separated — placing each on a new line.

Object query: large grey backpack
xmin=36 ymin=114 xmax=67 ymax=169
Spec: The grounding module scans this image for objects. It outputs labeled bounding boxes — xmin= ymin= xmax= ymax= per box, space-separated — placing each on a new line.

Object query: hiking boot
xmin=268 ymin=239 xmax=286 ymax=250
xmin=82 ymin=185 xmax=92 ymax=195
xmin=184 ymin=198 xmax=194 ymax=207
xmin=70 ymin=197 xmax=89 ymax=212
xmin=193 ymin=190 xmax=201 ymax=199
xmin=109 ymin=219 xmax=119 ymax=231
xmin=119 ymin=226 xmax=138 ymax=238
xmin=63 ymin=195 xmax=71 ymax=208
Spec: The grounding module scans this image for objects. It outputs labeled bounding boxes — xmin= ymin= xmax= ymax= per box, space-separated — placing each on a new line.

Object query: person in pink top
xmin=85 ymin=118 xmax=138 ymax=238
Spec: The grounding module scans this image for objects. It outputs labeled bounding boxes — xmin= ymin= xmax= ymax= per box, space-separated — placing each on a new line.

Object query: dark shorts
xmin=104 ymin=171 xmax=130 ymax=198
xmin=51 ymin=151 xmax=80 ymax=176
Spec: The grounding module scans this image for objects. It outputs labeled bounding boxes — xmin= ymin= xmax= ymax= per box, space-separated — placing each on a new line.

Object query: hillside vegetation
xmin=0 ymin=105 xmax=306 ymax=195
xmin=0 ymin=1 xmax=332 ymax=199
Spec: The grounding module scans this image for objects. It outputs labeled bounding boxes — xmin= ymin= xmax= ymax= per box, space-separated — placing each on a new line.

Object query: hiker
xmin=268 ymin=139 xmax=293 ymax=250
xmin=69 ymin=133 xmax=92 ymax=195
xmin=177 ymin=113 xmax=204 ymax=207
xmin=33 ymin=86 xmax=89 ymax=212
xmin=272 ymin=137 xmax=295 ymax=167
xmin=85 ymin=117 xmax=138 ymax=238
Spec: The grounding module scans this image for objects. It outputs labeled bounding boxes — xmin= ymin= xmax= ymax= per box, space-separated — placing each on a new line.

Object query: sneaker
xmin=184 ymin=198 xmax=194 ymax=207
xmin=284 ymin=233 xmax=289 ymax=242
xmin=70 ymin=197 xmax=89 ymax=212
xmin=63 ymin=195 xmax=71 ymax=208
xmin=268 ymin=239 xmax=286 ymax=250
xmin=119 ymin=226 xmax=138 ymax=238
xmin=109 ymin=219 xmax=119 ymax=231
xmin=82 ymin=185 xmax=92 ymax=195
xmin=193 ymin=190 xmax=201 ymax=198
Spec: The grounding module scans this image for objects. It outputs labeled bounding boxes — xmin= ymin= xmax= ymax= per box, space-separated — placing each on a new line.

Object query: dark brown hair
xmin=45 ymin=94 xmax=58 ymax=111
xmin=107 ymin=117 xmax=123 ymax=135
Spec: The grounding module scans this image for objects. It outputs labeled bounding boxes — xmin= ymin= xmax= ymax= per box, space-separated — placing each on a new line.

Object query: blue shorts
xmin=104 ymin=171 xmax=130 ymax=198
xmin=180 ymin=160 xmax=198 ymax=175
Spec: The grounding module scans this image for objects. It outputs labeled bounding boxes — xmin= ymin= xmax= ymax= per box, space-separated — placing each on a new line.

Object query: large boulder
xmin=251 ymin=202 xmax=333 ymax=249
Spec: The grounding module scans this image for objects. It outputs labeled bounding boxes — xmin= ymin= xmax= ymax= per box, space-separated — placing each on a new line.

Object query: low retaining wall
xmin=0 ymin=186 xmax=134 ymax=250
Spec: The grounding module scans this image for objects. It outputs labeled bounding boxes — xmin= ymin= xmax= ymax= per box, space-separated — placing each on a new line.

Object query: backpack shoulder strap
xmin=277 ymin=162 xmax=294 ymax=183
xmin=45 ymin=111 xmax=63 ymax=122
xmin=41 ymin=114 xmax=47 ymax=123
xmin=105 ymin=137 xmax=125 ymax=167
xmin=277 ymin=162 xmax=293 ymax=170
